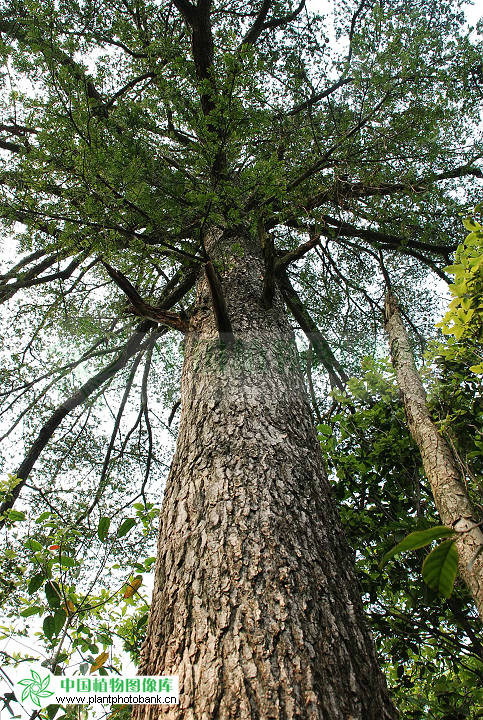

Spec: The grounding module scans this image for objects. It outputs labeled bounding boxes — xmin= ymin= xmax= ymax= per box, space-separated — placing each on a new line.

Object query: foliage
xmin=438 ymin=206 xmax=483 ymax=367
xmin=319 ymin=358 xmax=483 ymax=719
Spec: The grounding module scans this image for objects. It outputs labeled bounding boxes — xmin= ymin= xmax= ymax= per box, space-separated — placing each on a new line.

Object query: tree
xmin=0 ymin=0 xmax=482 ymax=717
xmin=385 ymin=292 xmax=483 ymax=616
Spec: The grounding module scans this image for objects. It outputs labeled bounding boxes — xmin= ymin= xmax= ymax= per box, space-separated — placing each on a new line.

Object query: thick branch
xmin=0 ymin=325 xmax=153 ymax=528
xmin=286 ymin=77 xmax=353 ymax=117
xmin=76 ymin=349 xmax=146 ymax=524
xmin=259 ymin=220 xmax=275 ymax=308
xmin=173 ymin=0 xmax=215 ymax=114
xmin=305 ymin=164 xmax=483 ymax=211
xmin=275 ymin=233 xmax=321 ymax=272
xmin=102 ymin=261 xmax=189 ymax=332
xmin=239 ymin=0 xmax=271 ymax=47
xmin=278 ymin=269 xmax=348 ymax=389
xmin=0 ymin=252 xmax=87 ymax=304
xmin=239 ymin=0 xmax=305 ymax=48
xmin=280 ymin=215 xmax=456 ymax=259
xmin=204 ymin=261 xmax=235 ymax=346
xmin=0 ymin=138 xmax=22 ymax=153
xmin=0 ymin=269 xmax=198 ymax=524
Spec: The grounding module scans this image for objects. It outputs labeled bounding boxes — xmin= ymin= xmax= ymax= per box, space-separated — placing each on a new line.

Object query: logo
xmin=17 ymin=670 xmax=54 ymax=707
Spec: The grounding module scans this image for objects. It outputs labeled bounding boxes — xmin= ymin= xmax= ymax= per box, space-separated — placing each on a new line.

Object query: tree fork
xmin=384 ymin=292 xmax=483 ymax=619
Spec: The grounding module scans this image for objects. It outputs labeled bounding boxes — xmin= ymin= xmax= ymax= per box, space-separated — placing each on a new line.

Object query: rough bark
xmin=135 ymin=229 xmax=397 ymax=720
xmin=384 ymin=292 xmax=483 ymax=619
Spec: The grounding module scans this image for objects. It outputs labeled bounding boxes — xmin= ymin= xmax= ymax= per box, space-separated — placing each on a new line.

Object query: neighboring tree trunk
xmin=384 ymin=293 xmax=483 ymax=619
xmin=134 ymin=230 xmax=397 ymax=720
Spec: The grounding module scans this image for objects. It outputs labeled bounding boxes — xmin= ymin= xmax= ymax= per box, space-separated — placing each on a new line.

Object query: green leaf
xmin=422 ymin=540 xmax=458 ymax=598
xmin=59 ymin=555 xmax=77 ymax=568
xmin=28 ymin=573 xmax=44 ymax=594
xmin=117 ymin=518 xmax=136 ymax=538
xmin=43 ymin=615 xmax=56 ymax=639
xmin=463 ymin=216 xmax=481 ymax=232
xmin=53 ymin=609 xmax=67 ymax=635
xmin=46 ymin=704 xmax=61 ymax=720
xmin=379 ymin=526 xmax=455 ymax=568
xmin=25 ymin=538 xmax=43 ymax=552
xmin=6 ymin=509 xmax=26 ymax=522
xmin=45 ymin=581 xmax=61 ymax=608
xmin=36 ymin=512 xmax=51 ymax=523
xmin=98 ymin=517 xmax=111 ymax=542
xmin=20 ymin=606 xmax=42 ymax=617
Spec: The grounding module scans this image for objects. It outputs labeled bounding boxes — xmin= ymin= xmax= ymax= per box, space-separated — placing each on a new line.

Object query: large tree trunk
xmin=134 ymin=230 xmax=397 ymax=720
xmin=385 ymin=293 xmax=483 ymax=619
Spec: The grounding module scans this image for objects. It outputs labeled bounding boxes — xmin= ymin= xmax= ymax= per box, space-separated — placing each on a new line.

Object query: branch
xmin=168 ymin=399 xmax=181 ymax=426
xmin=101 ymin=261 xmax=189 ymax=333
xmin=306 ymin=342 xmax=323 ymax=421
xmin=0 ymin=248 xmax=51 ymax=282
xmin=304 ymin=163 xmax=483 ymax=211
xmin=172 ymin=0 xmax=197 ymax=24
xmin=204 ymin=261 xmax=235 ymax=346
xmin=0 ymin=324 xmax=154 ymax=529
xmin=286 ymin=77 xmax=353 ymax=117
xmin=285 ymin=91 xmax=393 ymax=193
xmin=76 ymin=349 xmax=146 ymax=524
xmin=104 ymin=72 xmax=156 ymax=110
xmin=0 ymin=269 xmax=198 ymax=523
xmin=0 ymin=18 xmax=104 ymax=103
xmin=280 ymin=214 xmax=456 ymax=259
xmin=275 ymin=233 xmax=321 ymax=272
xmin=259 ymin=219 xmax=275 ymax=308
xmin=278 ymin=269 xmax=348 ymax=389
xmin=239 ymin=0 xmax=271 ymax=47
xmin=0 ymin=252 xmax=88 ymax=304
xmin=0 ymin=138 xmax=23 ymax=153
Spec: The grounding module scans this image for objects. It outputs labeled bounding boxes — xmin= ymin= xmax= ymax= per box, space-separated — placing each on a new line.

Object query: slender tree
xmin=385 ymin=292 xmax=483 ymax=618
xmin=0 ymin=0 xmax=482 ymax=717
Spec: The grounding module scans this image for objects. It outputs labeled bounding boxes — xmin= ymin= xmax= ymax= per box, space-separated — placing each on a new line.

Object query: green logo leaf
xmin=18 ymin=670 xmax=54 ymax=707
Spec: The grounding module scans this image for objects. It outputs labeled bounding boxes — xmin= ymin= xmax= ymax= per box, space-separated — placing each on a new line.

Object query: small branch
xmin=76 ymin=350 xmax=145 ymax=524
xmin=279 ymin=269 xmax=348 ymax=389
xmin=0 ymin=138 xmax=23 ymax=153
xmin=168 ymin=399 xmax=181 ymax=426
xmin=306 ymin=342 xmax=323 ymax=423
